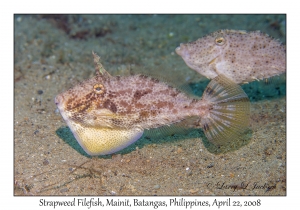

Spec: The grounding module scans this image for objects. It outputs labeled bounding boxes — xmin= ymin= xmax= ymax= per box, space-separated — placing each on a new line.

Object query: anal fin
xmin=144 ymin=116 xmax=199 ymax=140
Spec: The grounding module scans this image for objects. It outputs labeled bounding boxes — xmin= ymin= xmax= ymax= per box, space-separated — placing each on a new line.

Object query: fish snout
xmin=54 ymin=94 xmax=64 ymax=107
xmin=175 ymin=43 xmax=184 ymax=55
xmin=175 ymin=43 xmax=189 ymax=58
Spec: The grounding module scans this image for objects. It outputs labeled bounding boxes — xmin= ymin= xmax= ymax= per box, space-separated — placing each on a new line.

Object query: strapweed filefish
xmin=55 ymin=52 xmax=250 ymax=156
xmin=176 ymin=29 xmax=286 ymax=84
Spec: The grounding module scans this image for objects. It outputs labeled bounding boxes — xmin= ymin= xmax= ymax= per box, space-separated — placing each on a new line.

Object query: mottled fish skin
xmin=55 ymin=52 xmax=250 ymax=156
xmin=176 ymin=29 xmax=286 ymax=84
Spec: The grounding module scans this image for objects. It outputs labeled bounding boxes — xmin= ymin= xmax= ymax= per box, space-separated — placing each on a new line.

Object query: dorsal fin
xmin=131 ymin=69 xmax=201 ymax=99
xmin=92 ymin=51 xmax=112 ymax=79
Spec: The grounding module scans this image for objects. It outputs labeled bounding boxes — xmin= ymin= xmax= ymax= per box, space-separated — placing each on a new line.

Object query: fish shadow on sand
xmin=56 ymin=125 xmax=253 ymax=159
xmin=56 ymin=127 xmax=96 ymax=158
xmin=56 ymin=126 xmax=202 ymax=158
xmin=202 ymin=128 xmax=252 ymax=154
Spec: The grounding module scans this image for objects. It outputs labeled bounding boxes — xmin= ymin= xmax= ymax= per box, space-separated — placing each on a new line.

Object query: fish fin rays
xmin=92 ymin=51 xmax=112 ymax=79
xmin=144 ymin=117 xmax=199 ymax=140
xmin=200 ymin=74 xmax=251 ymax=151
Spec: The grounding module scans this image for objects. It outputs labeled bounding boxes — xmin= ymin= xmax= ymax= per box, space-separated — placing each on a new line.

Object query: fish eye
xmin=93 ymin=84 xmax=105 ymax=94
xmin=215 ymin=36 xmax=226 ymax=46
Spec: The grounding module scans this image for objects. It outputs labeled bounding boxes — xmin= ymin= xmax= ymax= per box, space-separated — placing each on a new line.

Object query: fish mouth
xmin=175 ymin=43 xmax=187 ymax=57
xmin=54 ymin=94 xmax=65 ymax=107
xmin=54 ymin=94 xmax=67 ymax=117
xmin=55 ymin=94 xmax=73 ymax=126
